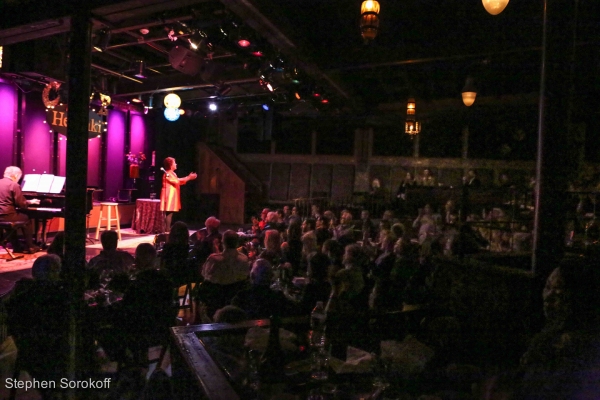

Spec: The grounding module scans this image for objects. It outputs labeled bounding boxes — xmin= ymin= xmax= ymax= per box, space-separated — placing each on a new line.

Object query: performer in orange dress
xmin=160 ymin=157 xmax=197 ymax=232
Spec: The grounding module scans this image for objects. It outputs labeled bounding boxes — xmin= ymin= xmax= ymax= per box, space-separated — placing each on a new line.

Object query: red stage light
xmin=237 ymin=39 xmax=251 ymax=48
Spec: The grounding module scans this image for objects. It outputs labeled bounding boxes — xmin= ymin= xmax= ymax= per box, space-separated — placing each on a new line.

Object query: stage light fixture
xmin=134 ymin=60 xmax=146 ymax=79
xmin=147 ymin=95 xmax=154 ymax=109
xmin=209 ymin=103 xmax=218 ymax=112
xmin=93 ymin=29 xmax=111 ymax=52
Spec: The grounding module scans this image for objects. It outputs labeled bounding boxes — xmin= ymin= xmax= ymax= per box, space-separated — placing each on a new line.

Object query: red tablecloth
xmin=131 ymin=198 xmax=165 ymax=234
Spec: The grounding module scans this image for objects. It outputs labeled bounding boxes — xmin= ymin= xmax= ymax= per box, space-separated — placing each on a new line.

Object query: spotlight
xmin=259 ymin=76 xmax=275 ymax=92
xmin=188 ymin=31 xmax=204 ymax=51
xmin=147 ymin=95 xmax=154 ymax=109
xmin=132 ymin=95 xmax=143 ymax=103
xmin=134 ymin=60 xmax=146 ymax=79
xmin=93 ymin=29 xmax=111 ymax=52
xmin=262 ymin=103 xmax=270 ymax=111
xmin=209 ymin=103 xmax=218 ymax=112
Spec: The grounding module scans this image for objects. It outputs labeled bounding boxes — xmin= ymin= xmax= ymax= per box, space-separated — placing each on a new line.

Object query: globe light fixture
xmin=164 ymin=93 xmax=181 ymax=109
xmin=482 ymin=0 xmax=510 ymax=16
xmin=164 ymin=107 xmax=180 ymax=121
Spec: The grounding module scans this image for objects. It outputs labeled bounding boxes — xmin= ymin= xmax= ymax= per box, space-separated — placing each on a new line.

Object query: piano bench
xmin=95 ymin=202 xmax=122 ymax=241
xmin=0 ymin=221 xmax=27 ymax=261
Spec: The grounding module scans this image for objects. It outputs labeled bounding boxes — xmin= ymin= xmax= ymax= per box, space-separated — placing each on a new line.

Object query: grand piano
xmin=20 ymin=174 xmax=67 ymax=245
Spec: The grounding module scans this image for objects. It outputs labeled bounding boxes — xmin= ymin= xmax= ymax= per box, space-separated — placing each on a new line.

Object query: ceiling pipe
xmin=91 ymin=64 xmax=144 ymax=84
xmin=117 ymin=77 xmax=258 ymax=96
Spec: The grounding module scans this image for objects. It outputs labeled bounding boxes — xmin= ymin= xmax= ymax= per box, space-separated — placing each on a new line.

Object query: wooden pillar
xmin=64 ymin=7 xmax=91 ymax=396
xmin=532 ymin=0 xmax=577 ymax=277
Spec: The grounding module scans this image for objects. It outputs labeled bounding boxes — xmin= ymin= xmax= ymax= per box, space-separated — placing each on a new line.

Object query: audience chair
xmin=0 ymin=221 xmax=27 ymax=261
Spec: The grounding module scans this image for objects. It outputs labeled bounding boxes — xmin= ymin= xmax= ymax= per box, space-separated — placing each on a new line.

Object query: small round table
xmin=131 ymin=198 xmax=165 ymax=234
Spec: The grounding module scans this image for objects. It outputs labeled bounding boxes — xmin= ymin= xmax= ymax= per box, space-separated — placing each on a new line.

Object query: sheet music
xmin=21 ymin=174 xmax=41 ymax=192
xmin=49 ymin=176 xmax=66 ymax=194
xmin=20 ymin=174 xmax=65 ymax=193
xmin=37 ymin=174 xmax=55 ymax=193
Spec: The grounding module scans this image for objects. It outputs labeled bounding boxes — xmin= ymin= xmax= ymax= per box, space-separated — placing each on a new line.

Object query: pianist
xmin=0 ymin=166 xmax=41 ymax=253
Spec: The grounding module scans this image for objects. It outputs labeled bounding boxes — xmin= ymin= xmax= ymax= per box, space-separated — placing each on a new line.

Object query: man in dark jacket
xmin=0 ymin=166 xmax=40 ymax=253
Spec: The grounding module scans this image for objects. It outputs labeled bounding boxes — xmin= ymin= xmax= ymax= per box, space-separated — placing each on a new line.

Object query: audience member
xmin=322 ymin=238 xmax=344 ymax=282
xmin=315 ymin=215 xmax=332 ymax=247
xmin=6 ymin=255 xmax=71 ymax=390
xmin=87 ymin=230 xmax=135 ymax=289
xmin=333 ymin=211 xmax=356 ymax=247
xmin=259 ymin=229 xmax=282 ymax=266
xmin=201 ymin=230 xmax=249 ymax=285
xmin=231 ymin=258 xmax=295 ymax=319
xmin=287 ymin=252 xmax=332 ymax=315
xmin=190 ymin=216 xmax=222 ymax=263
xmin=46 ymin=231 xmax=65 ymax=262
xmin=160 ymin=221 xmax=193 ymax=287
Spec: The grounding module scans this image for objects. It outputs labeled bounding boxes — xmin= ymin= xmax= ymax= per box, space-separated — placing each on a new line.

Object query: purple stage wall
xmin=0 ymin=81 xmax=17 ymax=169
xmin=22 ymin=91 xmax=52 ymax=174
xmin=0 ymin=80 xmax=148 ymax=199
xmin=105 ymin=109 xmax=126 ymax=200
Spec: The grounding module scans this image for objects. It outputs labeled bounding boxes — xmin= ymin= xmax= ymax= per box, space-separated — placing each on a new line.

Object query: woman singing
xmin=160 ymin=157 xmax=197 ymax=232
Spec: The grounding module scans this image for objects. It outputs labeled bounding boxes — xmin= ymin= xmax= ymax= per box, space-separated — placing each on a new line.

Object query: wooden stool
xmin=95 ymin=202 xmax=121 ymax=240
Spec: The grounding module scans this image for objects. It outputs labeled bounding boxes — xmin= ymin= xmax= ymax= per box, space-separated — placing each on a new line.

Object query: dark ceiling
xmin=0 ymin=0 xmax=598 ymax=118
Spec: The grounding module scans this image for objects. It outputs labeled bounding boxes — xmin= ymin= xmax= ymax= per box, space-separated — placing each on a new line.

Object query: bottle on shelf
xmin=259 ymin=314 xmax=286 ymax=384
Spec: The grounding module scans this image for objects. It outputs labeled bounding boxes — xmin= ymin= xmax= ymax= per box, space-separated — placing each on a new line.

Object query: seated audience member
xmin=333 ymin=211 xmax=356 ymax=247
xmin=259 ymin=211 xmax=280 ymax=243
xmin=258 ymin=208 xmax=270 ymax=231
xmin=281 ymin=221 xmax=303 ymax=275
xmin=160 ymin=221 xmax=194 ymax=287
xmin=190 ymin=216 xmax=222 ymax=263
xmin=301 ymin=217 xmax=316 ymax=235
xmin=231 ymin=258 xmax=296 ymax=319
xmin=325 ymin=267 xmax=370 ymax=358
xmin=322 ymin=238 xmax=344 ymax=282
xmin=417 ymin=168 xmax=436 ymax=187
xmin=484 ymin=258 xmax=600 ymax=399
xmin=369 ymin=230 xmax=399 ymax=312
xmin=517 ymin=260 xmax=600 ymax=398
xmin=200 ymin=230 xmax=250 ymax=316
xmin=360 ymin=209 xmax=377 ymax=242
xmin=201 ymin=230 xmax=249 ymax=285
xmin=282 ymin=205 xmax=292 ymax=226
xmin=300 ymin=231 xmax=318 ymax=275
xmin=341 ymin=243 xmax=368 ymax=295
xmin=46 ymin=231 xmax=65 ymax=262
xmin=259 ymin=229 xmax=283 ymax=267
xmin=311 ymin=204 xmax=321 ymax=219
xmin=87 ymin=230 xmax=135 ymax=288
xmin=286 ymin=252 xmax=332 ymax=315
xmin=107 ymin=243 xmax=175 ymax=366
xmin=463 ymin=169 xmax=481 ymax=188
xmin=6 ymin=255 xmax=71 ymax=390
xmin=315 ymin=215 xmax=332 ymax=247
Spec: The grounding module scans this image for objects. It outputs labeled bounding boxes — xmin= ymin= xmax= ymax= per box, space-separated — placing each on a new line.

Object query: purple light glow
xmin=22 ymin=92 xmax=52 ymax=174
xmin=129 ymin=112 xmax=146 ymax=155
xmin=0 ymin=83 xmax=16 ymax=168
xmin=87 ymin=137 xmax=101 ymax=187
xmin=105 ymin=109 xmax=126 ymax=199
